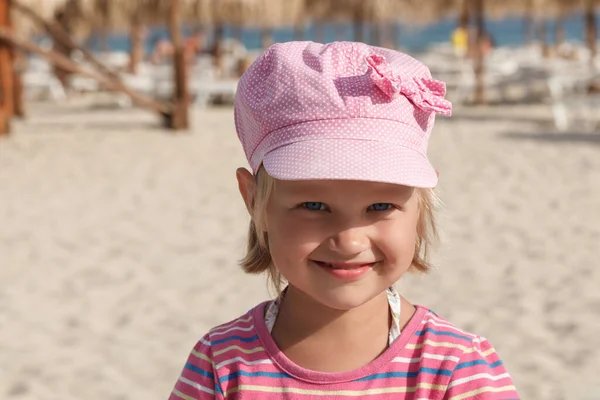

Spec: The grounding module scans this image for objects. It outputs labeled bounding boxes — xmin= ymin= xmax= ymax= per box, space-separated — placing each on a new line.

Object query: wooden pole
xmin=473 ymin=0 xmax=486 ymax=105
xmin=128 ymin=14 xmax=144 ymax=74
xmin=293 ymin=23 xmax=304 ymax=41
xmin=0 ymin=0 xmax=14 ymax=135
xmin=168 ymin=0 xmax=189 ymax=130
xmin=378 ymin=23 xmax=394 ymax=49
xmin=538 ymin=18 xmax=550 ymax=57
xmin=0 ymin=27 xmax=170 ymax=116
xmin=523 ymin=0 xmax=534 ymax=45
xmin=554 ymin=15 xmax=565 ymax=48
xmin=459 ymin=0 xmax=469 ymax=30
xmin=584 ymin=0 xmax=597 ymax=64
xmin=12 ymin=49 xmax=23 ymax=117
xmin=392 ymin=23 xmax=401 ymax=50
xmin=353 ymin=14 xmax=364 ymax=43
xmin=261 ymin=27 xmax=273 ymax=49
xmin=212 ymin=23 xmax=224 ymax=77
xmin=314 ymin=21 xmax=325 ymax=43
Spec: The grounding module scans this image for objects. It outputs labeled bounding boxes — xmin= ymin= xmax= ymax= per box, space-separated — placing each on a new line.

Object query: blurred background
xmin=0 ymin=0 xmax=599 ymax=399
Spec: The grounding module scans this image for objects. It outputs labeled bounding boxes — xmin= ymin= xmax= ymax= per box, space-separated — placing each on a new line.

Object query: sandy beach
xmin=1 ymin=100 xmax=599 ymax=400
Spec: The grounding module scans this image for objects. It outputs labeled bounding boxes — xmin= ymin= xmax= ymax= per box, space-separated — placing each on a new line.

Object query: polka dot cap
xmin=234 ymin=41 xmax=452 ymax=188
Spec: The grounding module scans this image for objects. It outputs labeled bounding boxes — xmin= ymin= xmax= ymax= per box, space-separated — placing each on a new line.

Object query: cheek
xmin=265 ymin=213 xmax=324 ymax=264
xmin=375 ymin=213 xmax=419 ymax=264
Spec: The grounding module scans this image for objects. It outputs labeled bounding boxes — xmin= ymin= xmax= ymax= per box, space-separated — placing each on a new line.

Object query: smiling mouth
xmin=312 ymin=260 xmax=377 ymax=269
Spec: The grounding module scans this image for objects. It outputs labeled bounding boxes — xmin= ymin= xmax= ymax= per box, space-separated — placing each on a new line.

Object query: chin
xmin=309 ymin=286 xmax=384 ymax=311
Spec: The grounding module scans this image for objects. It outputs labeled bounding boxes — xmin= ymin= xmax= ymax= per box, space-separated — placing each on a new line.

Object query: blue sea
xmin=83 ymin=13 xmax=599 ymax=54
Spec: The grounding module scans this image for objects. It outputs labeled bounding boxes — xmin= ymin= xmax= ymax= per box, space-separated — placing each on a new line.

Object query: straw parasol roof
xmin=72 ymin=0 xmax=305 ymax=31
xmin=12 ymin=0 xmax=85 ymax=37
xmin=302 ymin=0 xmax=452 ymax=25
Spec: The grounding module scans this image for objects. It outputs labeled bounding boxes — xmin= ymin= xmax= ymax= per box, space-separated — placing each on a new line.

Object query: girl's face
xmin=263 ymin=176 xmax=420 ymax=311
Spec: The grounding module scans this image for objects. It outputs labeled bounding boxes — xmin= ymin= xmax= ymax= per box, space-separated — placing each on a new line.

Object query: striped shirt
xmin=169 ymin=303 xmax=518 ymax=399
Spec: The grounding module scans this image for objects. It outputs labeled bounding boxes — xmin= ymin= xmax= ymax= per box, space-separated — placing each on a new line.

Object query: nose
xmin=327 ymin=226 xmax=371 ymax=258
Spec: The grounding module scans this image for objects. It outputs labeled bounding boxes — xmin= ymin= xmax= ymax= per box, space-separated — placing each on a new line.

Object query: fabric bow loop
xmin=366 ymin=54 xmax=452 ymax=116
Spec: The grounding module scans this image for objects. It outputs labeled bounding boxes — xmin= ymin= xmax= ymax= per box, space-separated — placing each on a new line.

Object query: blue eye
xmin=302 ymin=202 xmax=326 ymax=211
xmin=369 ymin=203 xmax=393 ymax=211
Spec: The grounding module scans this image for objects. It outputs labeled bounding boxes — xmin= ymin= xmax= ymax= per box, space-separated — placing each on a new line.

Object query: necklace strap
xmin=265 ymin=287 xmax=402 ymax=346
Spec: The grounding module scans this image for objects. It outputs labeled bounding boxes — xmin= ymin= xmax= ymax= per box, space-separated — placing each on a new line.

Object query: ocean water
xmin=82 ymin=12 xmax=599 ymax=54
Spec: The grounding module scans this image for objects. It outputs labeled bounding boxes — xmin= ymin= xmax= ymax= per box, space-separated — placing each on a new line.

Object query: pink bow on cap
xmin=366 ymin=54 xmax=452 ymax=116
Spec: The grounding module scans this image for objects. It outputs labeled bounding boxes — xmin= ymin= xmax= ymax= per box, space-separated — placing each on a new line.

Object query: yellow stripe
xmin=479 ymin=347 xmax=496 ymax=357
xmin=462 ymin=346 xmax=495 ymax=357
xmin=224 ymin=383 xmax=447 ymax=397
xmin=449 ymin=385 xmax=516 ymax=400
xmin=407 ymin=340 xmax=469 ymax=352
xmin=213 ymin=345 xmax=265 ymax=357
xmin=190 ymin=349 xmax=212 ymax=363
xmin=171 ymin=389 xmax=197 ymax=400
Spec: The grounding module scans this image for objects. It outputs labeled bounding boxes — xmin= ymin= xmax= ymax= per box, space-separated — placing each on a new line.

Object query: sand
xmin=1 ymin=100 xmax=599 ymax=400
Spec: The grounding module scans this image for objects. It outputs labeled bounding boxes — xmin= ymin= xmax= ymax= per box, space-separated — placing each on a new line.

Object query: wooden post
xmin=128 ymin=14 xmax=144 ymax=74
xmin=584 ymin=0 xmax=597 ymax=64
xmin=392 ymin=23 xmax=401 ymax=50
xmin=261 ymin=27 xmax=273 ymax=49
xmin=378 ymin=23 xmax=394 ymax=49
xmin=536 ymin=18 xmax=549 ymax=57
xmin=293 ymin=23 xmax=304 ymax=41
xmin=353 ymin=13 xmax=364 ymax=43
xmin=168 ymin=0 xmax=188 ymax=130
xmin=314 ymin=21 xmax=325 ymax=43
xmin=473 ymin=0 xmax=486 ymax=105
xmin=554 ymin=14 xmax=565 ymax=48
xmin=212 ymin=23 xmax=224 ymax=78
xmin=459 ymin=0 xmax=469 ymax=30
xmin=0 ymin=0 xmax=14 ymax=135
xmin=523 ymin=0 xmax=534 ymax=44
xmin=371 ymin=23 xmax=381 ymax=47
xmin=12 ymin=49 xmax=23 ymax=117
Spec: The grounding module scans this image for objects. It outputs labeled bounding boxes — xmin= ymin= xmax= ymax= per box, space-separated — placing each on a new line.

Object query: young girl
xmin=169 ymin=41 xmax=519 ymax=399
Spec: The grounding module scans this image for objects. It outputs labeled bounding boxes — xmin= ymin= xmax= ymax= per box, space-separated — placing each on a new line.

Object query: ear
xmin=435 ymin=170 xmax=440 ymax=178
xmin=236 ymin=167 xmax=256 ymax=216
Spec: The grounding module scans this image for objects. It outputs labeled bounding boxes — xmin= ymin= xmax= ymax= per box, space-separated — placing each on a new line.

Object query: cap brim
xmin=262 ymin=138 xmax=437 ymax=188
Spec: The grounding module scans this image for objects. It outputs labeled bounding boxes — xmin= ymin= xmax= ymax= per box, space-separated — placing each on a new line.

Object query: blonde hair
xmin=240 ymin=168 xmax=440 ymax=295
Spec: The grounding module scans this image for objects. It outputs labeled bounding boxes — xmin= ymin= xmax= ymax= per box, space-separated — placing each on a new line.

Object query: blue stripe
xmin=219 ymin=370 xmax=292 ymax=382
xmin=415 ymin=328 xmax=472 ymax=341
xmin=456 ymin=359 xmax=503 ymax=370
xmin=356 ymin=367 xmax=453 ymax=381
xmin=185 ymin=363 xmax=214 ymax=379
xmin=218 ymin=367 xmax=454 ymax=384
xmin=215 ymin=381 xmax=223 ymax=395
xmin=211 ymin=335 xmax=259 ymax=345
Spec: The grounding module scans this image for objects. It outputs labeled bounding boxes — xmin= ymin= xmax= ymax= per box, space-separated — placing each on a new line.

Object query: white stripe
xmin=211 ymin=324 xmax=255 ymax=336
xmin=392 ymin=357 xmax=421 ymax=363
xmin=199 ymin=336 xmax=211 ymax=347
xmin=393 ymin=353 xmax=461 ymax=364
xmin=215 ymin=357 xmax=273 ymax=369
xmin=179 ymin=376 xmax=215 ymax=395
xmin=421 ymin=318 xmax=471 ymax=336
xmin=422 ymin=353 xmax=461 ymax=362
xmin=212 ymin=315 xmax=253 ymax=331
xmin=448 ymin=372 xmax=511 ymax=389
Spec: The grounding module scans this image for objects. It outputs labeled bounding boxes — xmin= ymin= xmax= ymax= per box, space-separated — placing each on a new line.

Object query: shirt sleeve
xmin=169 ymin=334 xmax=224 ymax=400
xmin=444 ymin=336 xmax=519 ymax=400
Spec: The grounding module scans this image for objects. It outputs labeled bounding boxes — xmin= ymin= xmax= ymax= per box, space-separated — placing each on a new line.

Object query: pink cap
xmin=234 ymin=41 xmax=451 ymax=188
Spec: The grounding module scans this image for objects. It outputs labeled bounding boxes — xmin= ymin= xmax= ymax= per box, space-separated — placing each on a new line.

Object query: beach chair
xmin=547 ymin=68 xmax=600 ymax=131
